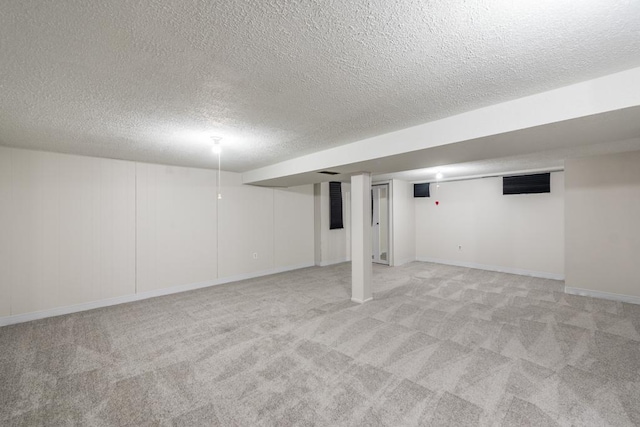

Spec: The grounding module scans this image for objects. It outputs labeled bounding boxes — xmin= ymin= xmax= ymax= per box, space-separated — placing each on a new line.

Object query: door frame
xmin=371 ymin=182 xmax=391 ymax=265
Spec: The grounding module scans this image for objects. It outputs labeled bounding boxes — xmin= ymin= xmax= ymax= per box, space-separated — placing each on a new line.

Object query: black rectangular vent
xmin=503 ymin=173 xmax=550 ymax=195
xmin=329 ymin=181 xmax=344 ymax=229
xmin=413 ymin=183 xmax=430 ymax=198
xmin=319 ymin=171 xmax=340 ymax=175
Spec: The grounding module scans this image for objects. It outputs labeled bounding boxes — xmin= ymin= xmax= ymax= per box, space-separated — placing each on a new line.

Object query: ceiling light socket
xmin=211 ymin=136 xmax=222 ymax=154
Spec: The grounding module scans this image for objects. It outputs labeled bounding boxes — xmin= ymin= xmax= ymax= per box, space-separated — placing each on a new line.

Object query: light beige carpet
xmin=1 ymin=262 xmax=640 ymax=426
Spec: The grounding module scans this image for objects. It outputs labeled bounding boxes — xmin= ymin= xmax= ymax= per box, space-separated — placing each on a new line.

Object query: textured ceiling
xmin=1 ymin=0 xmax=640 ymax=172
xmin=244 ymin=106 xmax=640 ymax=187
xmin=373 ymin=137 xmax=640 ymax=184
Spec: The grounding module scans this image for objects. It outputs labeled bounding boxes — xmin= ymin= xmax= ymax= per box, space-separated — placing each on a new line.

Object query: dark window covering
xmin=329 ymin=181 xmax=344 ymax=229
xmin=413 ymin=183 xmax=430 ymax=198
xmin=503 ymin=173 xmax=550 ymax=195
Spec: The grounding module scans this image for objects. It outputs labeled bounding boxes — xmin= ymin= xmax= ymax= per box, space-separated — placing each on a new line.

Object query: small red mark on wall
xmin=435 ymin=201 xmax=439 ymax=206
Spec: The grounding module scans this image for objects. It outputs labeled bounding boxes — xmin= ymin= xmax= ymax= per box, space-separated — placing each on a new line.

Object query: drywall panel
xmin=136 ymin=163 xmax=217 ymax=292
xmin=565 ymin=151 xmax=640 ymax=298
xmin=415 ymin=172 xmax=564 ymax=276
xmin=391 ymin=179 xmax=416 ymax=266
xmin=11 ymin=149 xmax=57 ymax=314
xmin=217 ymin=171 xmax=275 ymax=278
xmin=316 ymin=182 xmax=351 ymax=265
xmin=10 ymin=150 xmax=136 ymax=315
xmin=14 ymin=151 xmax=59 ymax=313
xmin=274 ymin=185 xmax=314 ymax=268
xmin=55 ymin=155 xmax=135 ymax=304
xmin=1 ymin=147 xmax=316 ymax=322
xmin=0 ymin=147 xmax=11 ymax=316
xmin=95 ymin=158 xmax=136 ymax=300
xmin=314 ymin=184 xmax=322 ymax=266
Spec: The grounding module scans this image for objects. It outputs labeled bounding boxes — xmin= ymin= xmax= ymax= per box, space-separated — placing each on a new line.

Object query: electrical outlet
xmin=252 ymin=252 xmax=258 ymax=259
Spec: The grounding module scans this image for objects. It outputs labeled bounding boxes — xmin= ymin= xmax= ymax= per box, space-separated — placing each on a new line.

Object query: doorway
xmin=372 ymin=184 xmax=390 ymax=264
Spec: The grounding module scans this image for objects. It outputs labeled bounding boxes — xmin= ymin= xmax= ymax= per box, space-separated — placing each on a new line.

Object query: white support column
xmin=351 ymin=173 xmax=372 ymax=303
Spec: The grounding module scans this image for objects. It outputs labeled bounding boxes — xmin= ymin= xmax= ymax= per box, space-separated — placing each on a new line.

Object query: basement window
xmin=503 ymin=173 xmax=550 ymax=195
xmin=413 ymin=183 xmax=430 ymax=197
xmin=329 ymin=181 xmax=344 ymax=229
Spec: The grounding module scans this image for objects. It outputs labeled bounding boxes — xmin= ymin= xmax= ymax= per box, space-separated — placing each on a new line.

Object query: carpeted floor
xmin=1 ymin=262 xmax=640 ymax=426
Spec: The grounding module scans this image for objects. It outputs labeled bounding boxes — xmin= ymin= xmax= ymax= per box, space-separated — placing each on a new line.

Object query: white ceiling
xmin=374 ymin=137 xmax=640 ymax=184
xmin=1 ymin=0 xmax=640 ymax=177
xmin=243 ymin=104 xmax=640 ymax=187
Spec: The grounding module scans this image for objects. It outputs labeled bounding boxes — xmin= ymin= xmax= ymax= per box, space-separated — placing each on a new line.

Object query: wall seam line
xmin=134 ymin=163 xmax=137 ymax=295
xmin=273 ymin=189 xmax=276 ymax=269
xmin=216 ymin=170 xmax=219 ymax=280
xmin=9 ymin=148 xmax=14 ymax=316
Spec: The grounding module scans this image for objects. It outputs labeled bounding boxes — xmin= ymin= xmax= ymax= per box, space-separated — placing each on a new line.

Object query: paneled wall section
xmin=3 ymin=149 xmax=136 ymax=316
xmin=0 ymin=147 xmax=315 ymax=319
xmin=0 ymin=147 xmax=13 ymax=317
xmin=136 ymin=163 xmax=217 ymax=292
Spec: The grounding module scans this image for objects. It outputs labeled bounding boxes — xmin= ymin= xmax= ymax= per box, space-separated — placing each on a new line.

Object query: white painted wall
xmin=0 ymin=146 xmax=13 ymax=317
xmin=314 ymin=182 xmax=351 ymax=266
xmin=314 ymin=184 xmax=322 ymax=266
xmin=391 ymin=179 xmax=416 ymax=266
xmin=136 ymin=163 xmax=217 ymax=292
xmin=565 ymin=151 xmax=640 ymax=300
xmin=274 ymin=185 xmax=315 ymax=268
xmin=1 ymin=148 xmax=136 ymax=316
xmin=415 ymin=173 xmax=565 ymax=278
xmin=218 ymin=171 xmax=275 ymax=277
xmin=0 ymin=147 xmax=314 ymax=322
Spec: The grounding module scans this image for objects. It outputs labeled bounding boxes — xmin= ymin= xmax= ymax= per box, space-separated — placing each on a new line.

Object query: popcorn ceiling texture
xmin=1 ymin=0 xmax=639 ymax=171
xmin=373 ymin=137 xmax=640 ymax=184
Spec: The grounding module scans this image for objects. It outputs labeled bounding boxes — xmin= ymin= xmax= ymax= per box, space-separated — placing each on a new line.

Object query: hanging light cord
xmin=217 ymin=149 xmax=222 ymax=200
xmin=212 ymin=136 xmax=222 ymax=200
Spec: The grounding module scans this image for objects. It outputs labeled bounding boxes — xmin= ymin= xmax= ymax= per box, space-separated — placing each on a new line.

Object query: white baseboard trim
xmin=565 ymin=286 xmax=640 ymax=305
xmin=214 ymin=262 xmax=315 ymax=285
xmin=351 ymin=297 xmax=373 ymax=304
xmin=415 ymin=257 xmax=564 ymax=281
xmin=392 ymin=257 xmax=417 ymax=267
xmin=317 ymin=259 xmax=350 ymax=267
xmin=0 ymin=262 xmax=315 ymax=327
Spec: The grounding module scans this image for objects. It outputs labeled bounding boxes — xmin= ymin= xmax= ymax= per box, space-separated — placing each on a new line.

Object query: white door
xmin=372 ymin=184 xmax=389 ymax=264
